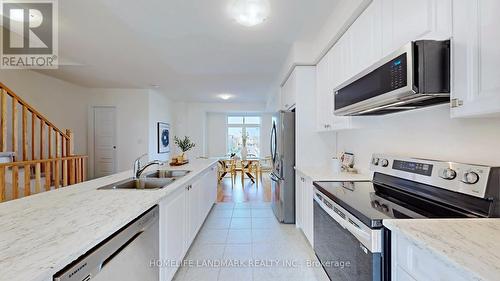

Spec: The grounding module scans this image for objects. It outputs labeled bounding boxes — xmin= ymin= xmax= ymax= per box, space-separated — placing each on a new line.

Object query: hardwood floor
xmin=217 ymin=172 xmax=271 ymax=203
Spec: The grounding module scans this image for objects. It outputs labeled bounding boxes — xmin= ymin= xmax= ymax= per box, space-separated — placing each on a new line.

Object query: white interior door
xmin=93 ymin=106 xmax=117 ymax=178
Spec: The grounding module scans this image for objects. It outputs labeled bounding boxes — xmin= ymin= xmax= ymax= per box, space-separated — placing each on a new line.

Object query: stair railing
xmin=0 ymin=82 xmax=87 ymax=202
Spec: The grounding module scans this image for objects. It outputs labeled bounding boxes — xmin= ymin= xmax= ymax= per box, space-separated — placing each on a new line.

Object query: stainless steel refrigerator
xmin=270 ymin=110 xmax=295 ymax=223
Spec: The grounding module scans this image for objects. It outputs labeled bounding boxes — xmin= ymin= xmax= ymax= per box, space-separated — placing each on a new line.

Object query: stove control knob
xmin=372 ymin=200 xmax=381 ymax=208
xmin=381 ymin=204 xmax=389 ymax=213
xmin=372 ymin=158 xmax=380 ymax=166
xmin=440 ymin=168 xmax=457 ymax=180
xmin=463 ymin=172 xmax=480 ymax=184
xmin=380 ymin=159 xmax=389 ymax=167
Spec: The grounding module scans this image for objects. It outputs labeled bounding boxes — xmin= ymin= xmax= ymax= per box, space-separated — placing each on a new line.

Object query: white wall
xmin=206 ymin=113 xmax=227 ymax=157
xmin=206 ymin=112 xmax=273 ymax=158
xmin=148 ymin=90 xmax=175 ymax=162
xmin=87 ymin=88 xmax=177 ymax=177
xmin=260 ymin=113 xmax=273 ymax=157
xmin=172 ymin=102 xmax=268 ymax=158
xmin=0 ymin=70 xmax=89 ymax=155
xmin=337 ymin=105 xmax=500 ymax=173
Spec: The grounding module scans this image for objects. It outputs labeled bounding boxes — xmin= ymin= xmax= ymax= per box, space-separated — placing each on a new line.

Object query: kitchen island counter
xmin=0 ymin=159 xmax=217 ymax=281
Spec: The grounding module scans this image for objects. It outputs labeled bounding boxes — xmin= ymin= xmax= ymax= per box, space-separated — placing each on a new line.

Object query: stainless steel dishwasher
xmin=54 ymin=206 xmax=159 ymax=281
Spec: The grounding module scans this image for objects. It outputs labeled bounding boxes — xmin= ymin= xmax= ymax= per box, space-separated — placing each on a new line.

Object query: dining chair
xmin=241 ymin=160 xmax=259 ymax=187
xmin=259 ymin=156 xmax=273 ymax=179
xmin=218 ymin=159 xmax=236 ymax=185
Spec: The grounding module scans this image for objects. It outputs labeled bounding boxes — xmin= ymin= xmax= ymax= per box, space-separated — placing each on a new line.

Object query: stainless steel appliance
xmin=54 ymin=206 xmax=159 ymax=281
xmin=313 ymin=155 xmax=500 ymax=281
xmin=270 ymin=110 xmax=295 ymax=223
xmin=334 ymin=40 xmax=451 ymax=116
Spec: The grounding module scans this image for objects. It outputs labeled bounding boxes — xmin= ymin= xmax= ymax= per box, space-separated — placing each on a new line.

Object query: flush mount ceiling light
xmin=228 ymin=0 xmax=271 ymax=27
xmin=218 ymin=94 xmax=233 ymax=100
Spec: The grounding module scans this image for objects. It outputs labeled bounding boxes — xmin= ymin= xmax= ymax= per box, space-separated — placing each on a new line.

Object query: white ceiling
xmin=40 ymin=0 xmax=339 ymax=102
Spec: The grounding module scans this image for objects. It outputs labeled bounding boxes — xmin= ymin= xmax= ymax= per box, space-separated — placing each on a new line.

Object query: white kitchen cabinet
xmin=451 ymin=0 xmax=500 ymax=118
xmin=186 ymin=179 xmax=202 ymax=246
xmin=381 ymin=0 xmax=452 ymax=57
xmin=186 ymin=167 xmax=217 ymax=246
xmin=159 ymin=164 xmax=217 ymax=281
xmin=295 ymin=174 xmax=303 ymax=228
xmin=201 ymin=165 xmax=217 ymax=217
xmin=315 ymin=50 xmax=333 ymax=131
xmin=316 ymin=43 xmax=352 ymax=132
xmin=391 ymin=232 xmax=469 ymax=281
xmin=295 ymin=171 xmax=314 ymax=247
xmin=315 ymin=0 xmax=382 ymax=132
xmin=281 ymin=70 xmax=297 ymax=110
xmin=159 ymin=186 xmax=187 ymax=281
xmin=347 ymin=0 xmax=383 ymax=78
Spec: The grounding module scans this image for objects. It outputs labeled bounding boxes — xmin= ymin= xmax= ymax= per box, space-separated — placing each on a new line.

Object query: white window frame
xmin=226 ymin=115 xmax=262 ymax=157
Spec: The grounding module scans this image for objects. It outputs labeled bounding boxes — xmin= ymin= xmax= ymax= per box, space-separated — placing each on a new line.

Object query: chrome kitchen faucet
xmin=133 ymin=154 xmax=165 ymax=179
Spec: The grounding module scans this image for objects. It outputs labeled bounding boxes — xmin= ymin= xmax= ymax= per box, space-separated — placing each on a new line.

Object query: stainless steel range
xmin=313 ymin=154 xmax=500 ymax=281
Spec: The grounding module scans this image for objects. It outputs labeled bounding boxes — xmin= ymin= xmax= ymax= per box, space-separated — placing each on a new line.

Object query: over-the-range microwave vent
xmin=334 ymin=40 xmax=451 ymax=116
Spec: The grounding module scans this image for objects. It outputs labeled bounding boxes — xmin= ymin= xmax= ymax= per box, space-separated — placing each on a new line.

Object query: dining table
xmin=213 ymin=156 xmax=264 ymax=183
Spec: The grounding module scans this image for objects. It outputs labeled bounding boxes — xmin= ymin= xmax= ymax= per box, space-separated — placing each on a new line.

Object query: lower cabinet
xmin=159 ymin=165 xmax=217 ymax=281
xmin=295 ymin=171 xmax=314 ymax=247
xmin=159 ymin=186 xmax=187 ymax=281
xmin=391 ymin=232 xmax=470 ymax=281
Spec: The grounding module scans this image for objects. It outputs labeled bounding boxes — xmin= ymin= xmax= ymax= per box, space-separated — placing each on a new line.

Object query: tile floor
xmin=172 ymin=202 xmax=329 ymax=281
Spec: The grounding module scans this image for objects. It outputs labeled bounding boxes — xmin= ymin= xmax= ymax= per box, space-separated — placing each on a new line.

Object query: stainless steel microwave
xmin=334 ymin=40 xmax=451 ymax=116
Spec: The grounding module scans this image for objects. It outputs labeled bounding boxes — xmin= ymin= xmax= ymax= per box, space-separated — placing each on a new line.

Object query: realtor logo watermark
xmin=1 ymin=0 xmax=58 ymax=69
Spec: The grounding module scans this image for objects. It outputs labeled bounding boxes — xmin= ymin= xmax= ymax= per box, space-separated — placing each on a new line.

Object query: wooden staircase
xmin=0 ymin=82 xmax=87 ymax=203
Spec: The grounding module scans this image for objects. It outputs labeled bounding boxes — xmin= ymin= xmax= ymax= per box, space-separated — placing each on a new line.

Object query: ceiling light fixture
xmin=228 ymin=0 xmax=270 ymax=27
xmin=218 ymin=94 xmax=233 ymax=100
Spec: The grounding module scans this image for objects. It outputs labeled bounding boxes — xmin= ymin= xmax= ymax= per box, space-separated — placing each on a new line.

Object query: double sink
xmin=98 ymin=170 xmax=191 ymax=190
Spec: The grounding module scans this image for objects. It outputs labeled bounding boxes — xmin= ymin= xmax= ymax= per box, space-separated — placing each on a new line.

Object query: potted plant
xmin=174 ymin=136 xmax=196 ymax=162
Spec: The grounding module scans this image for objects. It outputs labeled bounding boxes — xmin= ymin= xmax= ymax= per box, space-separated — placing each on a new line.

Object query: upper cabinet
xmin=347 ymin=0 xmax=383 ymax=78
xmin=316 ymin=43 xmax=351 ymax=132
xmin=381 ymin=0 xmax=452 ymax=57
xmin=312 ymin=0 xmax=500 ymax=124
xmin=315 ymin=0 xmax=456 ymax=131
xmin=316 ymin=0 xmax=383 ymax=132
xmin=451 ymin=0 xmax=500 ymax=118
xmin=280 ymin=70 xmax=297 ymax=110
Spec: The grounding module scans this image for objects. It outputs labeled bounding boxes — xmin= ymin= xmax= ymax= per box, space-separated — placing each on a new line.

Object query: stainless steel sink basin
xmin=146 ymin=170 xmax=191 ymax=179
xmin=98 ymin=178 xmax=175 ymax=190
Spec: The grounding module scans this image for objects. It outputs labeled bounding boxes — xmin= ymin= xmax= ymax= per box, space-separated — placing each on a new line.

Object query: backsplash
xmin=336 ymin=104 xmax=500 ymax=173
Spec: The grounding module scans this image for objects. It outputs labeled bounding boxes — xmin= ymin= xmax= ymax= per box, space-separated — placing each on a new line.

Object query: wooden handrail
xmin=0 ymin=155 xmax=87 ymax=202
xmin=0 ymin=82 xmax=69 ymax=138
xmin=0 ymin=155 xmax=88 ymax=167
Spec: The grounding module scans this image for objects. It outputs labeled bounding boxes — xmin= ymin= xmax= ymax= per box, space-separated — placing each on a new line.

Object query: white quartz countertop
xmin=0 ymin=159 xmax=217 ymax=281
xmin=295 ymin=166 xmax=372 ymax=182
xmin=384 ymin=219 xmax=500 ymax=281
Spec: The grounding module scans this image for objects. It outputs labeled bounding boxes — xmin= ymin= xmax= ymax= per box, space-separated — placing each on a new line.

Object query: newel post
xmin=65 ymin=129 xmax=74 ymax=156
xmin=66 ymin=129 xmax=75 ymax=185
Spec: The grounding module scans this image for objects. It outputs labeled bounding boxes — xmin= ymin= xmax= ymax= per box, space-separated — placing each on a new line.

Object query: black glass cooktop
xmin=313 ymin=173 xmax=494 ymax=229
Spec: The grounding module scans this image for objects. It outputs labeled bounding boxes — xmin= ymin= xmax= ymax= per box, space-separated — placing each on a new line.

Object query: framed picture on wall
xmin=157 ymin=122 xmax=170 ymax=154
